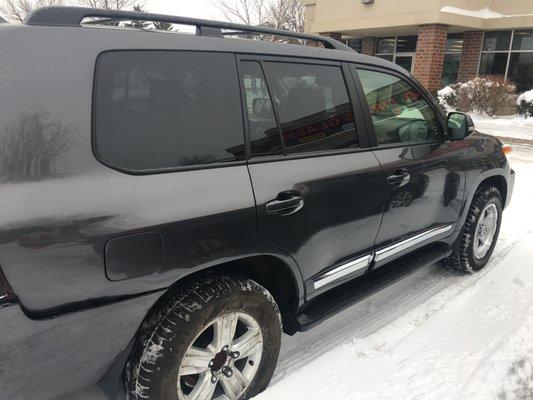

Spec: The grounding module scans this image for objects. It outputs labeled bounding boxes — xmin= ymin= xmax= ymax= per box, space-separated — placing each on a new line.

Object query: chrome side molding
xmin=375 ymin=224 xmax=453 ymax=262
xmin=313 ymin=254 xmax=373 ymax=290
xmin=312 ymin=224 xmax=453 ymax=291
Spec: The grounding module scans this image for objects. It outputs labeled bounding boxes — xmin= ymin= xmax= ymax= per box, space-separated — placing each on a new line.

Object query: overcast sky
xmin=142 ymin=0 xmax=223 ymax=20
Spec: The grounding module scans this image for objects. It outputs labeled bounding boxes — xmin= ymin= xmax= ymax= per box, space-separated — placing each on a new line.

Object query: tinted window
xmin=357 ymin=69 xmax=442 ymax=144
xmin=479 ymin=52 xmax=508 ymax=76
xmin=508 ymin=52 xmax=533 ymax=92
xmin=95 ymin=51 xmax=244 ymax=171
xmin=445 ymin=33 xmax=463 ymax=53
xmin=265 ymin=62 xmax=357 ymax=154
xmin=396 ymin=36 xmax=417 ymax=53
xmin=483 ymin=31 xmax=511 ymax=51
xmin=395 ymin=56 xmax=413 ymax=73
xmin=442 ymin=53 xmax=461 ymax=86
xmin=241 ymin=61 xmax=283 ymax=157
xmin=346 ymin=38 xmax=362 ymax=52
xmin=377 ymin=37 xmax=395 ymax=54
xmin=512 ymin=29 xmax=533 ymax=51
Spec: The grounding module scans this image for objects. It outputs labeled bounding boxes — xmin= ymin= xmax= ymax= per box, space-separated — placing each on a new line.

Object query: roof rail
xmin=24 ymin=6 xmax=352 ymax=52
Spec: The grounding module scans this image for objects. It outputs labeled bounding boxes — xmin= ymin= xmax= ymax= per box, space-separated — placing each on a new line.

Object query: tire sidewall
xmin=129 ymin=278 xmax=281 ymax=400
xmin=465 ymin=188 xmax=503 ymax=271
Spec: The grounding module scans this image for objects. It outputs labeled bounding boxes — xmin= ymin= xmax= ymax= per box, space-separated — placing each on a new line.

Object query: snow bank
xmin=517 ymin=89 xmax=533 ymax=105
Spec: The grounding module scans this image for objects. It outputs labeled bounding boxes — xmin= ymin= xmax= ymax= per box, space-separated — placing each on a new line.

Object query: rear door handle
xmin=387 ymin=168 xmax=411 ymax=187
xmin=266 ymin=191 xmax=304 ymax=216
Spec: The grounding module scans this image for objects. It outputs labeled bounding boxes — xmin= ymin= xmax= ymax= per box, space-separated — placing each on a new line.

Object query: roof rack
xmin=24 ymin=6 xmax=352 ymax=52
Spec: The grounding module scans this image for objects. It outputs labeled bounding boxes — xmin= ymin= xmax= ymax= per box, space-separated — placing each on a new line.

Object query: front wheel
xmin=126 ymin=276 xmax=282 ymax=400
xmin=446 ymin=186 xmax=503 ymax=272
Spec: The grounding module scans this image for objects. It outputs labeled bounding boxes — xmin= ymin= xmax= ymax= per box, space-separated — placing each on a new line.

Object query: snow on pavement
xmin=255 ymin=150 xmax=533 ymax=400
xmin=470 ymin=114 xmax=533 ymax=141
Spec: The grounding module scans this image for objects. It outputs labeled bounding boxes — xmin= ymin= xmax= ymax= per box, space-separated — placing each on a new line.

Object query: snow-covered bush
xmin=438 ymin=84 xmax=461 ymax=111
xmin=438 ymin=76 xmax=516 ymax=117
xmin=516 ymin=89 xmax=533 ymax=118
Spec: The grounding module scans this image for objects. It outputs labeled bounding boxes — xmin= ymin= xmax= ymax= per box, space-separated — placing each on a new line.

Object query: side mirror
xmin=447 ymin=112 xmax=475 ymax=140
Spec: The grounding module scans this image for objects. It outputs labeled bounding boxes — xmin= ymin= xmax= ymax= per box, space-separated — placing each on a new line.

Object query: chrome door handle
xmin=265 ymin=191 xmax=304 ymax=216
xmin=387 ymin=169 xmax=411 ymax=187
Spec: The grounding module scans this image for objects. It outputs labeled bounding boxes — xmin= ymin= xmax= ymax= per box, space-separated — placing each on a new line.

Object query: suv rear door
xmin=238 ymin=55 xmax=385 ymax=298
xmin=352 ymin=66 xmax=466 ymax=268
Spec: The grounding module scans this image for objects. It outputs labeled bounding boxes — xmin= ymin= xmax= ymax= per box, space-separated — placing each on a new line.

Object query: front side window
xmin=264 ymin=62 xmax=357 ymax=154
xmin=357 ymin=69 xmax=442 ymax=145
xmin=95 ymin=51 xmax=245 ymax=172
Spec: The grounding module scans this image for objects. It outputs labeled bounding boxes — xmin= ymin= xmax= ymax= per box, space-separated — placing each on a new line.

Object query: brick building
xmin=304 ymin=0 xmax=533 ymax=93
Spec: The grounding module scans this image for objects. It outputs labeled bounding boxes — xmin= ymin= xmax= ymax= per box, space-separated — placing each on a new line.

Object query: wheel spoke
xmin=181 ymin=347 xmax=214 ymax=376
xmin=232 ymin=328 xmax=262 ymax=360
xmin=188 ymin=372 xmax=216 ymax=400
xmin=213 ymin=314 xmax=238 ymax=350
xmin=220 ymin=369 xmax=249 ymax=400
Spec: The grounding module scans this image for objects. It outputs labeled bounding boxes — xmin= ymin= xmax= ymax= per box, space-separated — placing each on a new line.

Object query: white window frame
xmin=375 ymin=36 xmax=416 ymax=73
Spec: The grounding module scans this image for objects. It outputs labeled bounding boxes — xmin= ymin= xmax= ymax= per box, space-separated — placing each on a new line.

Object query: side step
xmin=296 ymin=244 xmax=449 ymax=331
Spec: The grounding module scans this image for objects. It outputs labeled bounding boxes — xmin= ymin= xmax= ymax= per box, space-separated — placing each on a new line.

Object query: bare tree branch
xmin=213 ymin=0 xmax=303 ymax=31
xmin=0 ymin=0 xmax=64 ymax=22
xmin=74 ymin=0 xmax=138 ymax=10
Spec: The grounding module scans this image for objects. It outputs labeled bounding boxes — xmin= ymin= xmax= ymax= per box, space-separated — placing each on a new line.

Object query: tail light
xmin=0 ymin=267 xmax=16 ymax=306
xmin=502 ymin=145 xmax=512 ymax=155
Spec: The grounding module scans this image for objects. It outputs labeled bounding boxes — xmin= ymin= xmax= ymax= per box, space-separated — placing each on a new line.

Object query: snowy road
xmin=57 ymin=142 xmax=533 ymax=400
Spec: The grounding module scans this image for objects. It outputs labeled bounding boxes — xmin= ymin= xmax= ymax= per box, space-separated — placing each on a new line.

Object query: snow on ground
xmin=470 ymin=114 xmax=533 ymax=141
xmin=255 ymin=147 xmax=533 ymax=400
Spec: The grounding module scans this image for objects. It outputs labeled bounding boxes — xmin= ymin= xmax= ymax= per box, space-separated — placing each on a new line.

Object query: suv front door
xmin=353 ymin=66 xmax=466 ymax=268
xmin=239 ymin=56 xmax=385 ymax=298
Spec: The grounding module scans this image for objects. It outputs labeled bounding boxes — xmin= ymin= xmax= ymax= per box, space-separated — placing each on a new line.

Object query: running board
xmin=296 ymin=244 xmax=450 ymax=331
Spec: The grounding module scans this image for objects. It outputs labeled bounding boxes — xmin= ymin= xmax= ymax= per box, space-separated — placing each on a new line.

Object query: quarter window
xmin=94 ymin=51 xmax=245 ymax=172
xmin=357 ymin=69 xmax=443 ymax=145
xmin=264 ymin=62 xmax=357 ymax=154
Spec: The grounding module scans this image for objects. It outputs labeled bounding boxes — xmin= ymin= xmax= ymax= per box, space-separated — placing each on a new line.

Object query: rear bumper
xmin=0 ymin=292 xmax=161 ymax=400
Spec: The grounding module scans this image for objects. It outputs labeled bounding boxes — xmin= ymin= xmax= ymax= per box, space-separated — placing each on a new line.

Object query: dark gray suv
xmin=0 ymin=7 xmax=514 ymax=400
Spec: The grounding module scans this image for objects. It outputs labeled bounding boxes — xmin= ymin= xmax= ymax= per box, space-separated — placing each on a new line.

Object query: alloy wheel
xmin=177 ymin=312 xmax=263 ymax=400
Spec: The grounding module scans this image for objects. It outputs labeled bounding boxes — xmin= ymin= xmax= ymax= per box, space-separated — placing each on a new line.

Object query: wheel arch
xmin=137 ymin=254 xmax=303 ymax=339
xmin=456 ymin=169 xmax=509 ymax=234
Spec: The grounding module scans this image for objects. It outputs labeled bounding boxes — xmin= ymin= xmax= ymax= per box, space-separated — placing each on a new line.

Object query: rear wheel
xmin=126 ymin=276 xmax=282 ymax=400
xmin=446 ymin=186 xmax=502 ymax=273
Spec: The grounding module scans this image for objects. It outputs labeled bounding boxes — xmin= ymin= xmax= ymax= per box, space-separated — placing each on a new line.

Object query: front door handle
xmin=266 ymin=191 xmax=304 ymax=216
xmin=387 ymin=168 xmax=411 ymax=187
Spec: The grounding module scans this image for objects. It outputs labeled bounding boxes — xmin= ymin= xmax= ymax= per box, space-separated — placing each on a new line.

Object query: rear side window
xmin=94 ymin=51 xmax=245 ymax=172
xmin=266 ymin=62 xmax=357 ymax=154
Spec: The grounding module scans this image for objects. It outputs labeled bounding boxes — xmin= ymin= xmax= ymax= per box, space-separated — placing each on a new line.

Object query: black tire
xmin=446 ymin=186 xmax=503 ymax=273
xmin=125 ymin=276 xmax=282 ymax=400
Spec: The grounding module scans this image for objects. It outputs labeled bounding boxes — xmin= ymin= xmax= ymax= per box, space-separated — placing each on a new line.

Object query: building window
xmin=442 ymin=33 xmax=463 ymax=87
xmin=343 ymin=38 xmax=362 ymax=52
xmin=375 ymin=36 xmax=417 ymax=73
xmin=479 ymin=30 xmax=533 ymax=92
